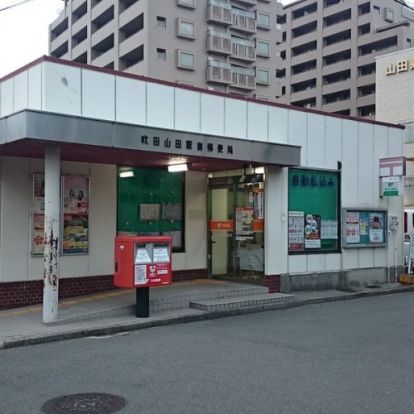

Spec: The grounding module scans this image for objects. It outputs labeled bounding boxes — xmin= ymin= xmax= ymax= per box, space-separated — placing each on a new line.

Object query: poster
xmin=369 ymin=213 xmax=384 ymax=243
xmin=321 ymin=220 xmax=338 ymax=240
xmin=304 ymin=214 xmax=321 ymax=249
xmin=345 ymin=212 xmax=360 ymax=243
xmin=135 ymin=247 xmax=152 ymax=263
xmin=32 ymin=174 xmax=45 ymax=255
xmin=236 ymin=207 xmax=254 ymax=237
xmin=63 ymin=176 xmax=89 ymax=254
xmin=153 ymin=247 xmax=170 ymax=262
xmin=140 ymin=204 xmax=161 ymax=221
xmin=288 ymin=211 xmax=305 ymax=251
xmin=253 ymin=190 xmax=264 ymax=220
xmin=134 ymin=265 xmax=147 ymax=285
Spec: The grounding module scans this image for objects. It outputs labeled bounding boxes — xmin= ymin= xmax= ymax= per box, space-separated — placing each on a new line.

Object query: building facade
xmin=0 ymin=57 xmax=405 ymax=309
xmin=376 ymin=47 xmax=414 ymax=207
xmin=279 ymin=0 xmax=414 ymax=118
xmin=49 ymin=0 xmax=283 ymax=101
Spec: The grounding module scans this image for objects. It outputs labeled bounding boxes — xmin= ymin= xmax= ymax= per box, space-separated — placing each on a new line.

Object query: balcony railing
xmin=207 ymin=32 xmax=232 ymax=55
xmin=207 ymin=1 xmax=232 ymax=25
xmin=231 ymin=38 xmax=256 ymax=61
xmin=231 ymin=10 xmax=256 ymax=33
xmin=231 ymin=67 xmax=256 ymax=90
xmin=207 ymin=60 xmax=232 ymax=84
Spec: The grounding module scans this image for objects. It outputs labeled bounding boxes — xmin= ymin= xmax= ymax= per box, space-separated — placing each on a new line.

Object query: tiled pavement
xmin=1 ymin=279 xmax=414 ymax=349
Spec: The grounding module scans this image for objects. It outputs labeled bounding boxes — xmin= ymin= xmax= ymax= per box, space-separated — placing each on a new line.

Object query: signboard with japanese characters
xmin=288 ymin=168 xmax=339 ymax=253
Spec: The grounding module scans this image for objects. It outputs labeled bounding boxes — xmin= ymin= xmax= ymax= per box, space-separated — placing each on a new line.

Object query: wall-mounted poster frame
xmin=31 ymin=173 xmax=45 ymax=256
xmin=62 ymin=175 xmax=90 ymax=255
xmin=31 ymin=174 xmax=90 ymax=256
xmin=342 ymin=208 xmax=387 ymax=248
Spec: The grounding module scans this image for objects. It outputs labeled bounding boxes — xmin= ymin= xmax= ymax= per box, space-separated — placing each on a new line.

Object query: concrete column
xmin=264 ymin=166 xmax=288 ymax=278
xmin=43 ymin=145 xmax=61 ymax=323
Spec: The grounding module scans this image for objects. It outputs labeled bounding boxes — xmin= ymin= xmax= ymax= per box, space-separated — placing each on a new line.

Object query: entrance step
xmin=151 ymin=284 xmax=268 ymax=312
xmin=189 ymin=292 xmax=293 ymax=312
xmin=51 ymin=281 xmax=269 ymax=324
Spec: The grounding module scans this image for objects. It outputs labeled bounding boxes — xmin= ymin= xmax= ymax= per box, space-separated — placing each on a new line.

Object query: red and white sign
xmin=379 ymin=157 xmax=406 ymax=177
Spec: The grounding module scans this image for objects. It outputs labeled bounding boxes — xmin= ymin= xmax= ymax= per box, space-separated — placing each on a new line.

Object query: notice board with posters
xmin=117 ymin=167 xmax=185 ymax=252
xmin=32 ymin=174 xmax=89 ymax=256
xmin=288 ymin=168 xmax=340 ymax=253
xmin=342 ymin=208 xmax=387 ymax=248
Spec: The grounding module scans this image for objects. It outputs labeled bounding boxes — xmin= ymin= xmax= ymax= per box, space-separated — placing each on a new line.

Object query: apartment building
xmin=279 ymin=0 xmax=414 ymax=118
xmin=49 ymin=0 xmax=283 ymax=101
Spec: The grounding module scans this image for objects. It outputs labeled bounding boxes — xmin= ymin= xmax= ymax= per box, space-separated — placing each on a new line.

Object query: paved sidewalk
xmin=1 ymin=279 xmax=414 ymax=349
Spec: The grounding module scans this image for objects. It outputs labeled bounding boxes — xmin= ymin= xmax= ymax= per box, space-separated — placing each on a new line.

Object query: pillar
xmin=43 ymin=145 xmax=61 ymax=323
xmin=264 ymin=166 xmax=288 ymax=292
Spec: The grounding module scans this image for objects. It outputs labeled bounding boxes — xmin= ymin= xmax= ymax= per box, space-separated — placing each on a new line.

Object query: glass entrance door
xmin=208 ymin=175 xmax=265 ymax=282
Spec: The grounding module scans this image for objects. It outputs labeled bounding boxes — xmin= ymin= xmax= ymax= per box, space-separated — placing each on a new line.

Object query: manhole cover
xmin=42 ymin=393 xmax=126 ymax=414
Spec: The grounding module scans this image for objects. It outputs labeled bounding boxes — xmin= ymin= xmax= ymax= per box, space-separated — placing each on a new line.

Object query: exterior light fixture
xmin=255 ymin=167 xmax=265 ymax=174
xmin=168 ymin=163 xmax=188 ymax=172
xmin=119 ymin=170 xmax=134 ymax=178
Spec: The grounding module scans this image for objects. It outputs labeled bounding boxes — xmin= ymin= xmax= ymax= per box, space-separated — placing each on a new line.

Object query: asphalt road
xmin=1 ymin=292 xmax=414 ymax=414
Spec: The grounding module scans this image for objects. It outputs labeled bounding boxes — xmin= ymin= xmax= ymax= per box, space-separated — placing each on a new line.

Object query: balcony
xmin=207 ymin=31 xmax=232 ymax=55
xmin=231 ymin=67 xmax=256 ymax=90
xmin=231 ymin=38 xmax=256 ymax=62
xmin=231 ymin=10 xmax=256 ymax=34
xmin=233 ymin=0 xmax=257 ymax=6
xmin=207 ymin=1 xmax=232 ymax=25
xmin=207 ymin=60 xmax=232 ymax=84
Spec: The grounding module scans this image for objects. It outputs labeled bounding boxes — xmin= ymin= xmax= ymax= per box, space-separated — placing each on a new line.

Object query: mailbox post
xmin=114 ymin=236 xmax=172 ymax=318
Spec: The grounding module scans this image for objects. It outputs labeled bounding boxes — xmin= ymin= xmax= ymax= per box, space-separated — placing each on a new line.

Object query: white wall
xmin=0 ymin=157 xmax=116 ymax=282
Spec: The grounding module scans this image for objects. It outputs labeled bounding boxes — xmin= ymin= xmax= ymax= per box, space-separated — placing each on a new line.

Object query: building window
xmin=177 ymin=50 xmax=195 ymax=70
xmin=384 ymin=8 xmax=394 ymax=23
xmin=157 ymin=16 xmax=166 ymax=29
xmin=256 ymin=40 xmax=270 ymax=57
xmin=177 ymin=18 xmax=195 ymax=39
xmin=257 ymin=12 xmax=271 ymax=30
xmin=117 ymin=167 xmax=185 ymax=252
xmin=256 ymin=68 xmax=270 ymax=85
xmin=157 ymin=48 xmax=166 ymax=61
xmin=177 ymin=0 xmax=195 ymax=9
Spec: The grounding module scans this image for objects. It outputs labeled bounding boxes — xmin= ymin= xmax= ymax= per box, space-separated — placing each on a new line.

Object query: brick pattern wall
xmin=264 ymin=275 xmax=281 ymax=293
xmin=172 ymin=268 xmax=208 ymax=282
xmin=0 ymin=269 xmax=208 ymax=310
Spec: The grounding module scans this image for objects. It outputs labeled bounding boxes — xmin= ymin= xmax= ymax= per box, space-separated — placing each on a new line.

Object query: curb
xmin=2 ymin=285 xmax=414 ymax=350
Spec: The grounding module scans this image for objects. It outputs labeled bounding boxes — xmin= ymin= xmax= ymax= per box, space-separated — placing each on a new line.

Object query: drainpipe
xmin=43 ymin=145 xmax=61 ymax=323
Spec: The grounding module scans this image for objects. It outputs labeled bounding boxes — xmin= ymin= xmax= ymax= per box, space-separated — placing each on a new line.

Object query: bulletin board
xmin=288 ymin=168 xmax=340 ymax=253
xmin=342 ymin=208 xmax=387 ymax=248
xmin=117 ymin=167 xmax=185 ymax=251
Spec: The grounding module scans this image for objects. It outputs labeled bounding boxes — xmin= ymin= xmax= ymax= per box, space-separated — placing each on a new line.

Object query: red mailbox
xmin=114 ymin=236 xmax=172 ymax=289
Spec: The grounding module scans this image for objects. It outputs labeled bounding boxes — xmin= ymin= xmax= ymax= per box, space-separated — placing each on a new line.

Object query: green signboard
xmin=288 ymin=168 xmax=340 ymax=253
xmin=117 ymin=167 xmax=184 ymax=251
